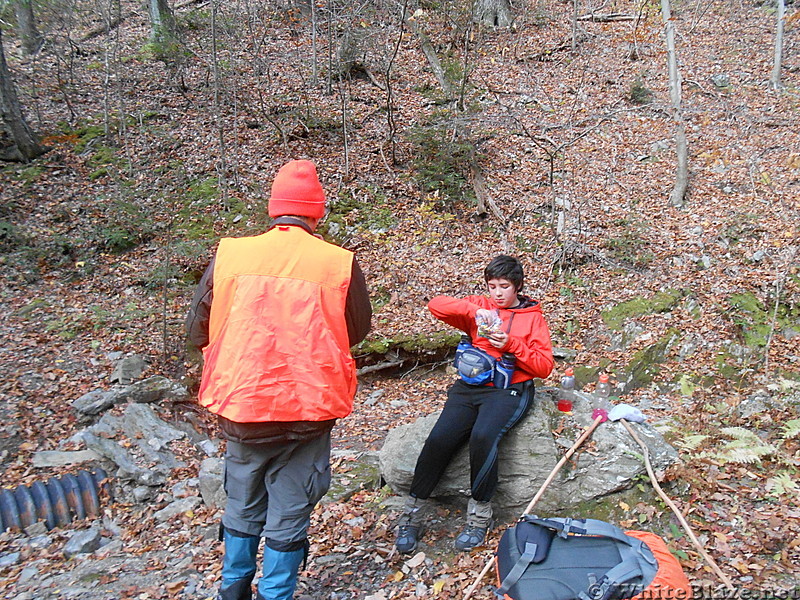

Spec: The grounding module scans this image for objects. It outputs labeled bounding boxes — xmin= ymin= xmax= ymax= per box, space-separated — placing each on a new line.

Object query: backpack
xmin=495 ymin=516 xmax=693 ymax=600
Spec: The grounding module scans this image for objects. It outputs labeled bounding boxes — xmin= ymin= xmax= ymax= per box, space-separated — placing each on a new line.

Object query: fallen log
xmin=77 ymin=15 xmax=125 ymax=43
xmin=577 ymin=12 xmax=636 ymax=22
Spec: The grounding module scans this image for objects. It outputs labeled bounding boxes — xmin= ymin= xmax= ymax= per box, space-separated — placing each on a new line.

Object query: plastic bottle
xmin=493 ymin=353 xmax=516 ymax=389
xmin=558 ymin=367 xmax=576 ymax=412
xmin=593 ymin=373 xmax=612 ymax=409
xmin=591 ymin=373 xmax=612 ymax=422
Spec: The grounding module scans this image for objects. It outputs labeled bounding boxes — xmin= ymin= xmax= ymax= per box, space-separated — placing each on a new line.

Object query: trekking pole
xmin=463 ymin=414 xmax=605 ymax=600
xmin=618 ymin=419 xmax=737 ymax=593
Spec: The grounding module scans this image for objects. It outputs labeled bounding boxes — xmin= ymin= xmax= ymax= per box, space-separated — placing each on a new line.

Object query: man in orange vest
xmin=187 ymin=160 xmax=371 ymax=600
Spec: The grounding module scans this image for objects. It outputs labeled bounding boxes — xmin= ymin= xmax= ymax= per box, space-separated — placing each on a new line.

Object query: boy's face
xmin=487 ymin=278 xmax=519 ymax=309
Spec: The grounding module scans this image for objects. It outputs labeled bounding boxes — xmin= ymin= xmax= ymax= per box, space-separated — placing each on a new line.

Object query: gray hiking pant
xmin=222 ymin=432 xmax=332 ymax=548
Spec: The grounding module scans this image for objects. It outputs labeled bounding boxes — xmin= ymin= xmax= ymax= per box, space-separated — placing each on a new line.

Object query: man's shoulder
xmin=306 ymin=235 xmax=354 ymax=259
xmin=218 ymin=230 xmax=354 ymax=265
xmin=218 ymin=232 xmax=267 ymax=247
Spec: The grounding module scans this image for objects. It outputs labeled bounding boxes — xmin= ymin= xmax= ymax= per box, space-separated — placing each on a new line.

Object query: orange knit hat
xmin=268 ymin=160 xmax=327 ymax=219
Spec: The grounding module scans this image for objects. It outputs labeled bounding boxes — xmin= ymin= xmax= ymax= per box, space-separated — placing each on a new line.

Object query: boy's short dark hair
xmin=484 ymin=255 xmax=524 ymax=291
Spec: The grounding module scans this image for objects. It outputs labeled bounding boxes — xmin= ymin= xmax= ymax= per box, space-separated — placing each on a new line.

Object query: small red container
xmin=557 ymin=398 xmax=573 ymax=412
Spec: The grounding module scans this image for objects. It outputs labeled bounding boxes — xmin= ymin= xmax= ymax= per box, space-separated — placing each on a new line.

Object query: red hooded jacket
xmin=428 ymin=295 xmax=554 ymax=384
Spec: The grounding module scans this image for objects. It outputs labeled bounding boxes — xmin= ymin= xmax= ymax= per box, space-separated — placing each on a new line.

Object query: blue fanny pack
xmin=455 ymin=345 xmax=497 ymax=385
xmin=454 ymin=339 xmax=516 ymax=388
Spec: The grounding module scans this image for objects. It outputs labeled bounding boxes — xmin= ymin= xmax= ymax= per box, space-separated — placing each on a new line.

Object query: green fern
xmin=720 ymin=448 xmax=762 ymax=464
xmin=766 ymin=472 xmax=799 ymax=498
xmin=699 ymin=428 xmax=776 ymax=465
xmin=714 ymin=444 xmax=775 ymax=465
xmin=719 ymin=427 xmax=762 ymax=443
xmin=677 ymin=434 xmax=708 ymax=451
xmin=781 ymin=419 xmax=800 ymax=440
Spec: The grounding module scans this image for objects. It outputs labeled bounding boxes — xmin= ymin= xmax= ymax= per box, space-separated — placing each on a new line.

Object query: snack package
xmin=476 ymin=310 xmax=503 ymax=337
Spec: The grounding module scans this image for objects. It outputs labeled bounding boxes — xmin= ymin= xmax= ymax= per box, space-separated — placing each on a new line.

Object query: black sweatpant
xmin=409 ymin=379 xmax=534 ymax=502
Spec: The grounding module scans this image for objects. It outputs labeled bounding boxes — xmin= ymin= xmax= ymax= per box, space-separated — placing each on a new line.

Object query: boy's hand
xmin=476 ymin=309 xmax=503 ymax=337
xmin=487 ymin=331 xmax=509 ymax=350
xmin=475 ymin=308 xmax=496 ymax=326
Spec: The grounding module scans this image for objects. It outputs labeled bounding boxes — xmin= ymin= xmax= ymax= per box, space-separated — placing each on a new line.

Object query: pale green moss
xmin=727 ymin=291 xmax=799 ymax=348
xmin=354 ymin=331 xmax=462 ymax=356
xmin=619 ymin=328 xmax=681 ymax=390
xmin=602 ymin=289 xmax=687 ymax=331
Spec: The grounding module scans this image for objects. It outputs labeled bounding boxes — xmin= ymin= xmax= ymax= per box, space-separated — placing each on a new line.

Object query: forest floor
xmin=1 ymin=0 xmax=800 ymax=598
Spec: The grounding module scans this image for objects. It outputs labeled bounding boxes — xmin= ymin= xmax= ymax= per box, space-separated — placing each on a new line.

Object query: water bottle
xmin=493 ymin=353 xmax=516 ymax=389
xmin=558 ymin=367 xmax=576 ymax=412
xmin=590 ymin=373 xmax=612 ymax=422
xmin=593 ymin=373 xmax=612 ymax=410
xmin=454 ymin=334 xmax=472 ymax=370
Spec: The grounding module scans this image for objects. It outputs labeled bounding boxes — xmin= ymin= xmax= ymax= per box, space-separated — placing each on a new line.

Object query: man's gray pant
xmin=222 ymin=432 xmax=331 ymax=547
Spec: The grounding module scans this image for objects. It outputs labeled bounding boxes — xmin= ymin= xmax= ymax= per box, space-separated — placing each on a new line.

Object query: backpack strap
xmin=526 ymin=517 xmax=636 ymax=546
xmin=516 ymin=517 xmax=660 ymax=599
xmin=495 ymin=541 xmax=539 ymax=598
xmin=577 ymin=557 xmax=644 ymax=600
xmin=525 ymin=516 xmax=592 ymax=539
xmin=504 ymin=312 xmax=516 ymax=334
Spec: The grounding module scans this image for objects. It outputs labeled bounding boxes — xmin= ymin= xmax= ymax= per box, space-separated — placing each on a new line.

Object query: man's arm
xmin=186 ymin=258 xmax=215 ymax=349
xmin=346 ymin=258 xmax=371 ymax=347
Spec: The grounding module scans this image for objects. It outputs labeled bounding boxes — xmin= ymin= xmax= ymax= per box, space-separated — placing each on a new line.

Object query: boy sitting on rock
xmin=396 ymin=255 xmax=554 ymax=553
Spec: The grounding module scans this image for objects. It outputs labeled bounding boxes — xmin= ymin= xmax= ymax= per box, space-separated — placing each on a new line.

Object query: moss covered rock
xmin=601 ymin=289 xmax=687 ymax=331
xmin=728 ymin=291 xmax=800 ymax=347
xmin=618 ymin=329 xmax=681 ymax=393
xmin=354 ymin=330 xmax=462 ymax=371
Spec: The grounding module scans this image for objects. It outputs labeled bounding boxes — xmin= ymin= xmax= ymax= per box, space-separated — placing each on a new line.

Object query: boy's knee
xmin=469 ymin=430 xmax=494 ymax=450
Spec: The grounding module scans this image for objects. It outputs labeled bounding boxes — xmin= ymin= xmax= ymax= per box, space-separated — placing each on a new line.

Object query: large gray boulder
xmin=198 ymin=458 xmax=226 ymax=509
xmin=379 ymin=388 xmax=680 ymax=519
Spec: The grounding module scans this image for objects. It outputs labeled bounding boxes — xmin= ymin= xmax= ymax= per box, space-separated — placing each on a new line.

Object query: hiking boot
xmin=395 ymin=497 xmax=429 ymax=554
xmin=455 ymin=499 xmax=493 ymax=552
xmin=395 ymin=523 xmax=422 ymax=554
xmin=454 ymin=523 xmax=491 ymax=551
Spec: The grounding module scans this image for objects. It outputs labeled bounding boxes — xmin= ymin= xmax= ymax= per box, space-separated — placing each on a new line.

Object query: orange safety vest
xmin=198 ymin=225 xmax=356 ymax=423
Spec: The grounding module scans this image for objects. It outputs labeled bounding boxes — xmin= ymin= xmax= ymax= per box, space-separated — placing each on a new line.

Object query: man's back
xmin=199 ymin=225 xmax=357 ymax=423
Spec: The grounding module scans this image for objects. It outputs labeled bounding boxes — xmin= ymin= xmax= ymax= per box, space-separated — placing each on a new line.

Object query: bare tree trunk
xmin=770 ymin=0 xmax=785 ymax=91
xmin=385 ymin=0 xmax=408 ymax=165
xmin=211 ymin=0 xmax=228 ymax=203
xmin=14 ymin=0 xmax=44 ymax=55
xmin=339 ymin=76 xmax=349 ymax=178
xmin=661 ymin=0 xmax=688 ymax=207
xmin=148 ymin=0 xmax=178 ymax=43
xmin=571 ymin=0 xmax=579 ymax=51
xmin=326 ymin=0 xmax=333 ymax=95
xmin=470 ymin=151 xmax=505 ymax=222
xmin=0 ymin=29 xmax=47 ymax=162
xmin=311 ymin=0 xmax=318 ymax=86
xmin=101 ymin=0 xmax=119 ymax=140
xmin=402 ymin=10 xmax=453 ymax=100
xmin=473 ymin=0 xmax=512 ymax=27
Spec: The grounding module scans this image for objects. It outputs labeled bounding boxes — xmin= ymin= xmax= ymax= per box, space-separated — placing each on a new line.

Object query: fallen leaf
xmin=405 ymin=551 xmax=426 ymax=568
xmin=433 ymin=578 xmax=448 ymax=594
